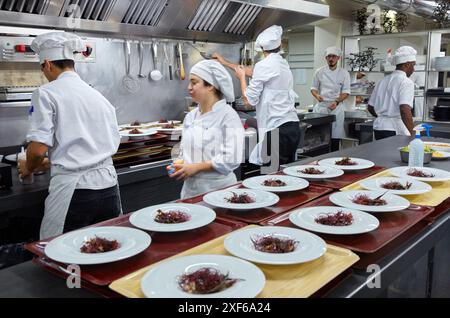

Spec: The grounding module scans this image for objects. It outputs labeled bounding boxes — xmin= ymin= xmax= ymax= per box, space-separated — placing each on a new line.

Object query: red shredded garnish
xmin=178 ymin=267 xmax=243 ymax=294
xmin=315 ymin=211 xmax=354 ymax=226
xmin=352 ymin=194 xmax=387 ymax=206
xmin=407 ymin=169 xmax=435 ymax=178
xmin=80 ymin=236 xmax=120 ymax=254
xmin=154 ymin=209 xmax=191 ymax=224
xmin=300 ymin=167 xmax=324 ymax=175
xmin=129 ymin=128 xmax=143 ymax=134
xmin=225 ymin=192 xmax=255 ymax=204
xmin=251 ymin=235 xmax=299 ymax=253
xmin=262 ymin=179 xmax=287 ymax=187
xmin=335 ymin=157 xmax=357 ymax=165
xmin=159 ymin=118 xmax=168 ymax=123
xmin=381 ymin=181 xmax=412 ymax=190
xmin=162 ymin=121 xmax=175 ymax=129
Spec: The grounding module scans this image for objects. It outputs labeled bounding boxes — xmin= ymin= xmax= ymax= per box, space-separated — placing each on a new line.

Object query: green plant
xmin=433 ymin=0 xmax=450 ymax=29
xmin=354 ymin=8 xmax=368 ymax=35
xmin=346 ymin=47 xmax=380 ymax=72
xmin=382 ymin=10 xmax=395 ymax=33
xmin=395 ymin=12 xmax=409 ymax=32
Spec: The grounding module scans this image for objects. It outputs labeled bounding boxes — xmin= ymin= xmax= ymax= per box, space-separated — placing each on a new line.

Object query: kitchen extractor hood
xmin=0 ymin=0 xmax=329 ymax=42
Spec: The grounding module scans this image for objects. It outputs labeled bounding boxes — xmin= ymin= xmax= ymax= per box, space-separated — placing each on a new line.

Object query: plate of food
xmin=389 ymin=166 xmax=450 ymax=183
xmin=289 ymin=206 xmax=380 ymax=235
xmin=242 ymin=175 xmax=309 ymax=193
xmin=318 ymin=157 xmax=375 ymax=171
xmin=129 ymin=203 xmax=216 ymax=232
xmin=432 ymin=150 xmax=450 ymax=160
xmin=44 ymin=226 xmax=151 ymax=265
xmin=329 ymin=190 xmax=410 ymax=212
xmin=203 ymin=189 xmax=279 ymax=210
xmin=359 ymin=177 xmax=432 ymax=195
xmin=224 ymin=226 xmax=326 ymax=265
xmin=283 ymin=165 xmax=344 ymax=180
xmin=140 ymin=254 xmax=265 ymax=298
xmin=424 ymin=141 xmax=450 ymax=152
xmin=119 ymin=128 xmax=158 ymax=139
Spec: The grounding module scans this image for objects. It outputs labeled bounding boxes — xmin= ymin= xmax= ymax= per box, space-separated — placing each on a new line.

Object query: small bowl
xmin=399 ymin=148 xmax=432 ymax=164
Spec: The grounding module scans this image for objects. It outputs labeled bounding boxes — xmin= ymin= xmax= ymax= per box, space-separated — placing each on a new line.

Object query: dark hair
xmin=44 ymin=59 xmax=75 ymax=69
xmin=203 ymin=80 xmax=224 ymax=99
xmin=264 ymin=46 xmax=281 ymax=54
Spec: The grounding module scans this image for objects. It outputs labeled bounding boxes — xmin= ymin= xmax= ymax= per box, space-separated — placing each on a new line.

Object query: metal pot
xmin=399 ymin=148 xmax=432 ymax=164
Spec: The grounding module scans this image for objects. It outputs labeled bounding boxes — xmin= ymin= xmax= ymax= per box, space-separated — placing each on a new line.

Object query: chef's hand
xmin=167 ymin=163 xmax=201 ymax=181
xmin=211 ymin=53 xmax=225 ymax=64
xmin=18 ymin=159 xmax=31 ymax=179
xmin=328 ymin=102 xmax=338 ymax=110
xmin=35 ymin=158 xmax=50 ymax=173
xmin=315 ymin=95 xmax=324 ymax=102
xmin=235 ymin=65 xmax=246 ymax=80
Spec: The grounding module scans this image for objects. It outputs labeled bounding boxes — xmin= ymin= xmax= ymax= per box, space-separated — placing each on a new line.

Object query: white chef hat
xmin=392 ymin=46 xmax=417 ymax=65
xmin=190 ymin=60 xmax=235 ymax=103
xmin=325 ymin=46 xmax=342 ymax=57
xmin=31 ymin=31 xmax=85 ymax=64
xmin=255 ymin=25 xmax=283 ymax=52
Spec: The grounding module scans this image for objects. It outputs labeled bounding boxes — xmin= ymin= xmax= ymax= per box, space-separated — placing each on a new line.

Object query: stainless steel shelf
xmin=0 ymin=101 xmax=32 ymax=108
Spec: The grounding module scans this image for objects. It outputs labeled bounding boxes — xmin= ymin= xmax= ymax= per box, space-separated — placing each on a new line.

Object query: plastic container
xmin=408 ymin=129 xmax=424 ymax=167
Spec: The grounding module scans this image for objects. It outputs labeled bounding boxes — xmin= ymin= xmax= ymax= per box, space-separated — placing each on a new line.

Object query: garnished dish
xmin=251 ymin=235 xmax=299 ymax=254
xmin=381 ymin=181 xmax=412 ymax=190
xmin=129 ymin=128 xmax=143 ymax=134
xmin=131 ymin=120 xmax=141 ymax=126
xmin=162 ymin=122 xmax=176 ymax=129
xmin=154 ymin=209 xmax=191 ymax=224
xmin=262 ymin=179 xmax=287 ymax=187
xmin=225 ymin=192 xmax=255 ymax=204
xmin=178 ymin=267 xmax=242 ymax=294
xmin=80 ymin=236 xmax=121 ymax=254
xmin=351 ymin=194 xmax=387 ymax=206
xmin=407 ymin=168 xmax=435 ymax=178
xmin=299 ymin=167 xmax=324 ymax=175
xmin=314 ymin=211 xmax=354 ymax=226
xmin=159 ymin=118 xmax=168 ymax=123
xmin=335 ymin=157 xmax=357 ymax=166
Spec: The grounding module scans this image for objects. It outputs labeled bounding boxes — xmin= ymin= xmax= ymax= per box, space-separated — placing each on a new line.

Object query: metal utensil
xmin=163 ymin=42 xmax=173 ymax=80
xmin=122 ymin=40 xmax=140 ymax=93
xmin=177 ymin=43 xmax=186 ymax=80
xmin=186 ymin=42 xmax=212 ymax=59
xmin=138 ymin=41 xmax=146 ymax=78
xmin=150 ymin=41 xmax=163 ymax=81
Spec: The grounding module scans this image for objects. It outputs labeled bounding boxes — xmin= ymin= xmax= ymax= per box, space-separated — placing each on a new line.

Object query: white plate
xmin=140 ymin=254 xmax=265 ymax=298
xmin=242 ymin=175 xmax=309 ymax=193
xmin=389 ymin=166 xmax=450 ymax=183
xmin=129 ymin=203 xmax=216 ymax=232
xmin=203 ymin=189 xmax=279 ymax=210
xmin=329 ymin=190 xmax=410 ymax=212
xmin=360 ymin=177 xmax=432 ymax=195
xmin=432 ymin=151 xmax=450 ymax=160
xmin=44 ymin=226 xmax=151 ymax=265
xmin=5 ymin=154 xmax=17 ymax=162
xmin=289 ymin=206 xmax=380 ymax=235
xmin=224 ymin=226 xmax=326 ymax=265
xmin=424 ymin=141 xmax=450 ymax=152
xmin=157 ymin=127 xmax=183 ymax=133
xmin=318 ymin=157 xmax=375 ymax=171
xmin=283 ymin=165 xmax=344 ymax=180
xmin=119 ymin=128 xmax=158 ymax=138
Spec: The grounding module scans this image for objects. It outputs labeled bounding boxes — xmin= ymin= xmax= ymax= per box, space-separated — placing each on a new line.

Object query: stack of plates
xmin=434 ymin=57 xmax=450 ymax=71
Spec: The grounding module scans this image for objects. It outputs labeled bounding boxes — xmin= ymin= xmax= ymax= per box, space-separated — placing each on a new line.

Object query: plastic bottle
xmin=408 ymin=128 xmax=424 ymax=167
xmin=18 ymin=147 xmax=34 ymax=185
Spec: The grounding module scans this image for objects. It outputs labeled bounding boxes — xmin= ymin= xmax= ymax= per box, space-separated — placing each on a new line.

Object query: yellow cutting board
xmin=109 ymin=225 xmax=359 ymax=298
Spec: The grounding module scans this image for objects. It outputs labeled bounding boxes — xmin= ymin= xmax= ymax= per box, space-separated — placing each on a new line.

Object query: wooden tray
xmin=177 ymin=184 xmax=333 ymax=225
xmin=25 ymin=214 xmax=246 ymax=287
xmin=109 ymin=225 xmax=359 ymax=298
xmin=261 ymin=194 xmax=435 ymax=254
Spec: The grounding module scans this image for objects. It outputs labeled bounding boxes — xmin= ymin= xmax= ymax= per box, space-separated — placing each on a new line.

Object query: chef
xmin=311 ymin=46 xmax=351 ymax=151
xmin=18 ymin=32 xmax=121 ymax=239
xmin=368 ymin=46 xmax=416 ymax=139
xmin=168 ymin=60 xmax=244 ymax=199
xmin=214 ymin=25 xmax=300 ymax=168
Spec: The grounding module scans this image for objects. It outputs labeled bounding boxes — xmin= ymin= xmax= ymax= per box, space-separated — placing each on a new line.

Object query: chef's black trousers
xmin=63 ymin=185 xmax=121 ymax=233
xmin=264 ymin=121 xmax=301 ymax=166
xmin=374 ymin=130 xmax=396 ymax=141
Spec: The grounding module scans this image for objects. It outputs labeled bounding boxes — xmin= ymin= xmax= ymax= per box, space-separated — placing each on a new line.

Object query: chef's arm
xmin=26 ymin=141 xmax=49 ymax=172
xmin=400 ymin=105 xmax=414 ymax=135
xmin=239 ymin=78 xmax=251 ymax=107
xmin=311 ymin=89 xmax=323 ymax=102
xmin=212 ymin=53 xmax=253 ymax=77
xmin=336 ymin=93 xmax=349 ymax=104
xmin=367 ymin=105 xmax=378 ymax=118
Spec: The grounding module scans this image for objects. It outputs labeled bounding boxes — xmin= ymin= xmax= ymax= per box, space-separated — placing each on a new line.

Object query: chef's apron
xmin=181 ymin=172 xmax=237 ymax=199
xmin=313 ymin=101 xmax=346 ymax=139
xmin=375 ymin=116 xmax=411 ymax=136
xmin=40 ymin=158 xmax=120 ymax=239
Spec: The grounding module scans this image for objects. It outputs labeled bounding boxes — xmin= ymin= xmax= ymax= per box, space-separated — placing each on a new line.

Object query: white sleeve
xmin=211 ymin=110 xmax=245 ymax=175
xmin=311 ymin=69 xmax=320 ymax=91
xmin=245 ymin=62 xmax=278 ymax=106
xmin=341 ymin=70 xmax=351 ymax=94
xmin=26 ymin=88 xmax=55 ymax=147
xmin=398 ymin=80 xmax=415 ymax=108
xmin=368 ymin=82 xmax=380 ymax=107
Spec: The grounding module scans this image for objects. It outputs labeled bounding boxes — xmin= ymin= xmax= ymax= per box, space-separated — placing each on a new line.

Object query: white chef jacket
xmin=369 ymin=70 xmax=414 ymax=135
xmin=182 ymin=99 xmax=244 ymax=177
xmin=245 ymin=53 xmax=299 ymax=130
xmin=27 ymin=71 xmax=120 ymax=189
xmin=311 ymin=66 xmax=351 ymax=100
